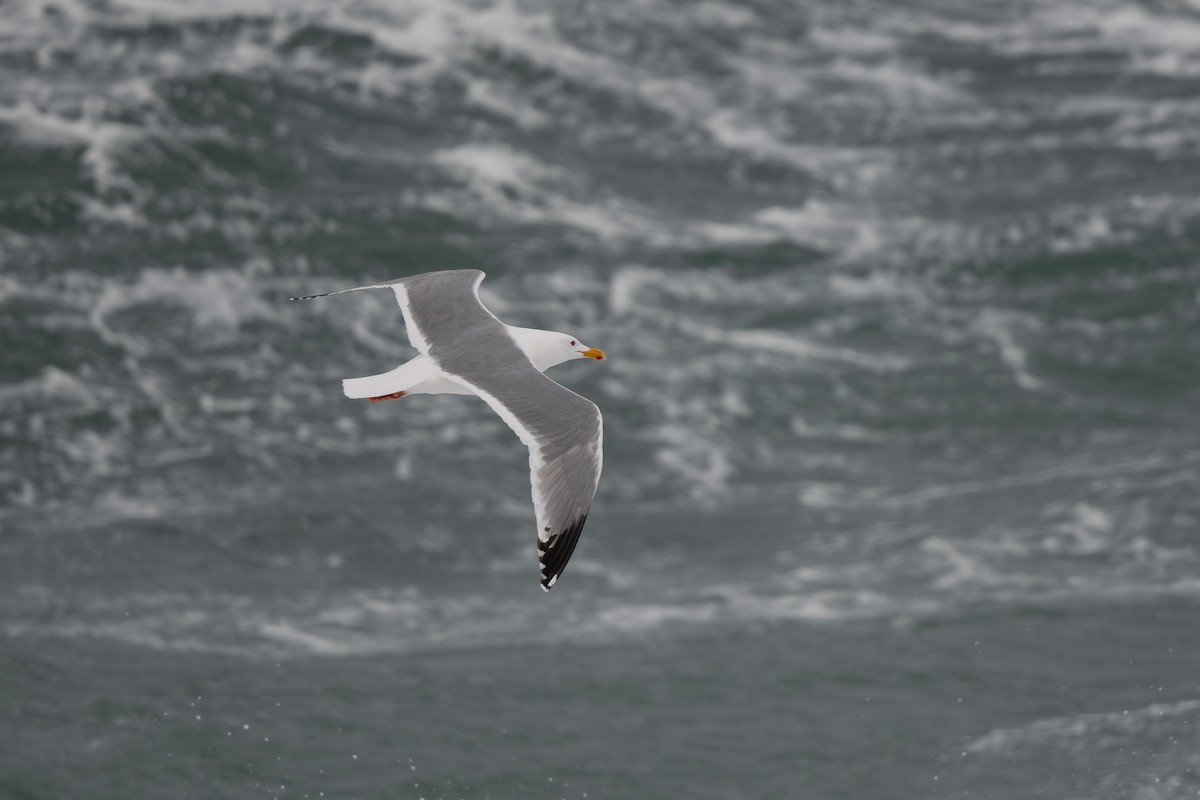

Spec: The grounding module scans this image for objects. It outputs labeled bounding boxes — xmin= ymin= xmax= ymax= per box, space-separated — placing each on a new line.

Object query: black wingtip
xmin=538 ymin=512 xmax=588 ymax=591
xmin=289 ymin=292 xmax=329 ymax=301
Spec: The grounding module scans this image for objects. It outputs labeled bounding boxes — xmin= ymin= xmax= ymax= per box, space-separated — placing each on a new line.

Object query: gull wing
xmin=451 ymin=366 xmax=603 ymax=590
xmin=290 ymin=269 xmax=491 ymax=356
xmin=294 ymin=269 xmax=602 ymax=589
xmin=396 ymin=272 xmax=603 ymax=589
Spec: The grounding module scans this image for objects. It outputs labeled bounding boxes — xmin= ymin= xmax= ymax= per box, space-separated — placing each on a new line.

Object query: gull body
xmin=342 ymin=327 xmax=604 ymax=401
xmin=292 ymin=270 xmax=606 ymax=590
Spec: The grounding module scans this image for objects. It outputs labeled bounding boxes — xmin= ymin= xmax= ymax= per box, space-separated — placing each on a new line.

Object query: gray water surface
xmin=1 ymin=0 xmax=1198 ymax=797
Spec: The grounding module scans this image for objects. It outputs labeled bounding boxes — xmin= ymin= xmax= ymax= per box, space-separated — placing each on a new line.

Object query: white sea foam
xmin=430 ymin=142 xmax=661 ymax=243
xmin=922 ymin=537 xmax=999 ymax=590
xmin=3 ymin=0 xmax=1197 ymax=678
xmin=828 ymin=271 xmax=923 ymax=302
xmin=1049 ymin=211 xmax=1122 ymax=254
xmin=434 ymin=143 xmax=552 ymax=189
xmin=609 ymin=265 xmax=813 ymax=314
xmin=610 ymin=265 xmax=906 ymax=369
xmin=808 ymin=26 xmax=896 ymax=57
xmin=0 ymin=0 xmax=921 ymax=252
xmin=90 ymin=490 xmax=164 ymax=522
xmin=976 ymin=309 xmax=1045 ymax=392
xmin=696 ymin=203 xmax=958 ymax=271
xmin=256 ymin=621 xmax=358 ymax=656
xmin=1045 ymin=503 xmax=1113 ymax=556
xmin=797 ymin=483 xmax=844 ymax=509
xmin=78 ymin=198 xmax=147 ymax=227
xmin=462 ymin=76 xmax=547 ymax=128
xmin=790 ymin=417 xmax=882 ymax=443
xmin=90 ymin=267 xmax=274 ymax=347
xmin=7 ymin=562 xmax=1200 ymax=659
xmin=756 ymin=203 xmax=885 ymax=258
xmin=915 ymin=0 xmax=1200 ymax=75
xmin=705 ymin=112 xmax=891 ymax=192
xmin=321 ymin=2 xmax=909 ymax=201
xmin=826 ymin=58 xmax=967 ymax=105
xmin=0 ymin=366 xmax=89 ymax=406
xmin=653 ymin=437 xmax=733 ymax=504
xmin=967 ymin=700 xmax=1200 ymax=755
xmin=0 ymin=99 xmax=139 ymax=190
xmin=679 ymin=317 xmax=908 ymax=372
xmin=690 ymin=2 xmax=756 ymax=29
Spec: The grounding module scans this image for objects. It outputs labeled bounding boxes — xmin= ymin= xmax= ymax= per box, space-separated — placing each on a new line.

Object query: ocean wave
xmin=6 ymin=555 xmax=1200 ymax=660
xmin=2 ymin=0 xmax=1198 ymax=702
xmin=1 ymin=0 xmax=913 ymax=235
xmin=967 ymin=699 xmax=1200 ymax=755
xmin=427 ymin=142 xmax=665 ymax=244
xmin=0 ymin=583 xmax=914 ymax=659
xmin=0 ymin=99 xmax=141 ymax=192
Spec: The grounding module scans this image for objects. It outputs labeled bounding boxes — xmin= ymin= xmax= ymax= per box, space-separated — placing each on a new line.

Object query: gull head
xmin=559 ymin=333 xmax=605 ymax=365
xmin=512 ymin=327 xmax=606 ymax=371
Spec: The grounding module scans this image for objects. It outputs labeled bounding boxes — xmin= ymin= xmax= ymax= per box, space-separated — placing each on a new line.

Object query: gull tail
xmin=342 ymin=356 xmax=433 ymax=400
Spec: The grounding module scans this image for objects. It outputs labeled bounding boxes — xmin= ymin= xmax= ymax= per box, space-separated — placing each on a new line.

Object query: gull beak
xmin=580 ymin=347 xmax=606 ymax=360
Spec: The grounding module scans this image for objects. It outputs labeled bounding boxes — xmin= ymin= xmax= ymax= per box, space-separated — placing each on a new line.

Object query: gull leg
xmin=343 ymin=356 xmax=432 ymax=400
xmin=368 ymin=391 xmax=408 ymax=402
xmin=344 ymin=355 xmax=475 ymax=401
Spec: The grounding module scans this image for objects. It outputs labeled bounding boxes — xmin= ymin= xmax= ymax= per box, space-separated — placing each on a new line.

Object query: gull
xmin=292 ymin=269 xmax=606 ymax=590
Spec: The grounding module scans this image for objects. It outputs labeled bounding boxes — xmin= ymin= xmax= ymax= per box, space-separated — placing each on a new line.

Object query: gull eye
xmin=570 ymin=340 xmax=576 ymax=346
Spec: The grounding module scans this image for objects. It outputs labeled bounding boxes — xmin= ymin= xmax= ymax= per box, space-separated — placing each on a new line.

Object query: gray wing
xmin=290 ymin=269 xmax=492 ymax=355
xmin=294 ymin=269 xmax=602 ymax=589
xmin=399 ymin=272 xmax=602 ymax=590
xmin=455 ymin=367 xmax=603 ymax=590
xmin=425 ymin=318 xmax=603 ymax=591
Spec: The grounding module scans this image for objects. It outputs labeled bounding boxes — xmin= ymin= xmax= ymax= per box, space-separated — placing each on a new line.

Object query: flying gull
xmin=292 ymin=269 xmax=605 ymax=590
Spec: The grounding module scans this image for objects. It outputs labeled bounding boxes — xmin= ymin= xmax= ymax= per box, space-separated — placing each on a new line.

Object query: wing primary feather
xmin=539 ymin=512 xmax=588 ymax=591
xmin=289 ymin=275 xmax=420 ymax=302
xmin=288 ymin=282 xmax=389 ymax=301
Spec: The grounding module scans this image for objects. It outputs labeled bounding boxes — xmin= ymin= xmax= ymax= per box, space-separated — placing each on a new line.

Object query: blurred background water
xmin=1 ymin=0 xmax=1199 ymax=797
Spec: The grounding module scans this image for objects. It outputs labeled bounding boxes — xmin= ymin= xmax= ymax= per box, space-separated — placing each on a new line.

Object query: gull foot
xmin=368 ymin=391 xmax=408 ymax=402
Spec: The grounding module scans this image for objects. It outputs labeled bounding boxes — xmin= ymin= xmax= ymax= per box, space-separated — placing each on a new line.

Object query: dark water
xmin=2 ymin=0 xmax=1199 ymax=797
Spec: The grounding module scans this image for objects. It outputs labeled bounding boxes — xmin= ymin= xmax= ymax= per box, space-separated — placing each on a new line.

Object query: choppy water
xmin=2 ymin=0 xmax=1199 ymax=797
